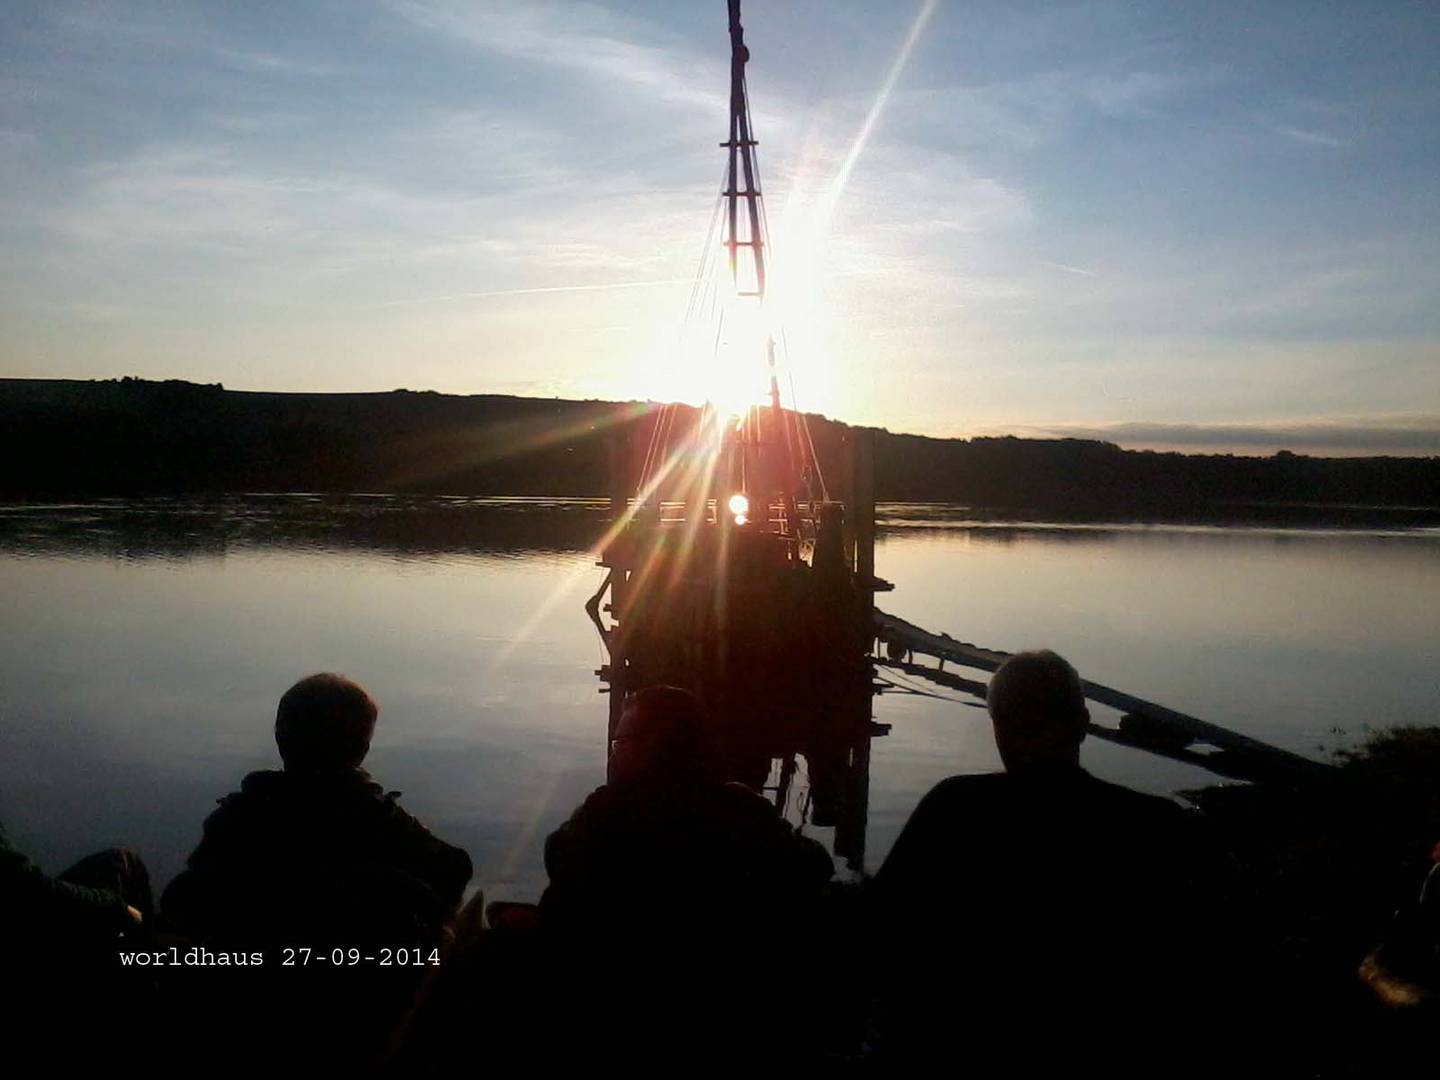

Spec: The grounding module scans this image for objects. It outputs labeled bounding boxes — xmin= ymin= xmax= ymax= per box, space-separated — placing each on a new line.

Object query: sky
xmin=1 ymin=0 xmax=1437 ymax=455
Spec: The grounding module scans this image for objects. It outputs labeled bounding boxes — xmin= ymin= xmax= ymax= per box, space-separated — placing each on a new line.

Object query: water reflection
xmin=1 ymin=495 xmax=1437 ymax=905
xmin=878 ymin=500 xmax=1440 ymax=532
xmin=0 ymin=495 xmax=611 ymax=561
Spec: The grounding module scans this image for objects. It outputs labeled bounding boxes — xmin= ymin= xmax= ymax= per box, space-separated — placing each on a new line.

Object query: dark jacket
xmin=535 ymin=778 xmax=835 ymax=1065
xmin=541 ymin=777 xmax=833 ymax=934
xmin=871 ymin=766 xmax=1231 ymax=1068
xmin=0 ymin=821 xmax=132 ymax=939
xmin=163 ymin=767 xmax=471 ymax=944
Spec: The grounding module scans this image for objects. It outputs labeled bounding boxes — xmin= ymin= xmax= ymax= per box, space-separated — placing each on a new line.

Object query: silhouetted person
xmin=401 ymin=686 xmax=832 ymax=1067
xmin=162 ymin=673 xmax=471 ymax=1064
xmin=872 ymin=650 xmax=1232 ymax=1071
xmin=1361 ymin=838 xmax=1440 ymax=1010
xmin=2 ymin=823 xmax=148 ymax=940
xmin=542 ymin=685 xmax=832 ymax=931
xmin=3 ymin=822 xmax=153 ymax=1056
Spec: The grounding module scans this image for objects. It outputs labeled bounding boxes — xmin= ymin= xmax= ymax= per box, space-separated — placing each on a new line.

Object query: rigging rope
xmin=638 ymin=55 xmax=833 ymax=513
xmin=638 ymin=160 xmax=731 ymax=501
xmin=874 ymin=663 xmax=986 ymax=706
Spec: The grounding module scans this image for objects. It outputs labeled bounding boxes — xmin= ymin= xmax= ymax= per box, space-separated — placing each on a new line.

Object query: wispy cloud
xmin=211 ymin=48 xmax=350 ymax=79
xmin=56 ymin=4 xmax=348 ymax=78
xmin=1041 ymin=260 xmax=1096 ymax=277
xmin=1271 ymin=123 xmax=1347 ymax=149
xmin=381 ymin=277 xmax=691 ymax=307
xmin=888 ymin=60 xmax=1228 ymax=153
xmin=53 ymin=144 xmax=447 ymax=255
xmin=1076 ymin=68 xmax=1216 ymax=119
xmin=384 ymin=0 xmax=730 ymax=117
xmin=1253 ymin=96 xmax=1356 ymax=150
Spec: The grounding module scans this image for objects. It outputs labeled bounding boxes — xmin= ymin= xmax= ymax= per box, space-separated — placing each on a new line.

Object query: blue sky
xmin=2 ymin=0 xmax=1436 ymax=454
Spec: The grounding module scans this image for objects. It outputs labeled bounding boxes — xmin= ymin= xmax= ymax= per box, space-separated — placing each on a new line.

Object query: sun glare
xmin=766 ymin=225 xmax=837 ymax=418
xmin=663 ymin=257 xmax=838 ymax=422
xmin=635 ymin=0 xmax=930 ymax=428
xmin=648 ymin=287 xmax=775 ymax=420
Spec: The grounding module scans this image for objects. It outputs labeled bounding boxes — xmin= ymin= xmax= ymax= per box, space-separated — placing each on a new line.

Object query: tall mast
xmin=724 ymin=1 xmax=783 ymax=418
xmin=724 ymin=0 xmax=764 ymax=299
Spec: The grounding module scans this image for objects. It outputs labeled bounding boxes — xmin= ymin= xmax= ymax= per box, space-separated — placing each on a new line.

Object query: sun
xmin=640 ymin=218 xmax=837 ymax=422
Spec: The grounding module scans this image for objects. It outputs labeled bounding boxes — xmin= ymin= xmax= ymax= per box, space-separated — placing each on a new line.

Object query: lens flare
xmin=728 ymin=493 xmax=750 ymax=516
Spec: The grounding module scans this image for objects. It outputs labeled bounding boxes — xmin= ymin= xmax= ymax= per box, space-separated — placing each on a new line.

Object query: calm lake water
xmin=2 ymin=496 xmax=1437 ymax=901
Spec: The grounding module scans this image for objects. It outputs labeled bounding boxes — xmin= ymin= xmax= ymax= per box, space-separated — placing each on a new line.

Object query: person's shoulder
xmin=203 ymin=770 xmax=280 ymax=824
xmin=707 ymin=780 xmax=810 ymax=832
xmin=883 ymin=773 xmax=1007 ymax=846
xmin=1080 ymin=773 xmax=1212 ymax=855
xmin=553 ymin=784 xmax=618 ymax=832
xmin=929 ymin=772 xmax=1009 ymax=795
xmin=1084 ymin=773 xmax=1189 ymax=820
xmin=355 ymin=774 xmax=472 ymax=887
xmin=707 ymin=783 xmax=832 ymax=879
xmin=547 ymin=784 xmax=620 ymax=843
xmin=913 ymin=772 xmax=1010 ymax=815
xmin=708 ymin=781 xmax=803 ymax=834
xmin=238 ymin=768 xmax=287 ymax=793
xmin=357 ymin=775 xmax=438 ymax=832
xmin=714 ymin=780 xmax=778 ymax=812
xmin=575 ymin=782 xmax=618 ymax=813
xmin=210 ymin=769 xmax=288 ymax=810
xmin=874 ymin=775 xmax=1005 ymax=891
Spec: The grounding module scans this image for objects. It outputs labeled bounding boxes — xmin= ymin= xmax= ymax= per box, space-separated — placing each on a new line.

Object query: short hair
xmin=275 ymin=673 xmax=377 ymax=771
xmin=986 ymin=650 xmax=1088 ymax=742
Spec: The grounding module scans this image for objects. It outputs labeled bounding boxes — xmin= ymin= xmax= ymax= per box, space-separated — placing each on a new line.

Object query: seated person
xmin=2 ymin=824 xmax=148 ymax=944
xmin=161 ymin=673 xmax=472 ymax=1063
xmin=871 ymin=650 xmax=1231 ymax=1069
xmin=535 ymin=686 xmax=833 ymax=1063
xmin=3 ymin=824 xmax=153 ymax=1049
xmin=1360 ymin=838 xmax=1440 ymax=1010
xmin=165 ymin=673 xmax=471 ymax=940
xmin=542 ymin=685 xmax=833 ymax=932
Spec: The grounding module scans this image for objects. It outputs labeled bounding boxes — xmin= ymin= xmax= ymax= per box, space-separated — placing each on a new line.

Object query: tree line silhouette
xmin=3 ymin=377 xmax=1437 ymax=522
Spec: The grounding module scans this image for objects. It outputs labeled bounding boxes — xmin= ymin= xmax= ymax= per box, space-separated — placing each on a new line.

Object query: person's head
xmin=985 ymin=650 xmax=1089 ymax=773
xmin=275 ymin=673 xmax=378 ymax=772
xmin=609 ymin=685 xmax=707 ymax=787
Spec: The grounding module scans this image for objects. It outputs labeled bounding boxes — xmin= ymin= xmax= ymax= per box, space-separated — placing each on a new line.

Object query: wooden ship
xmin=584 ymin=0 xmax=883 ymax=868
xmin=586 ymin=0 xmax=1331 ymax=873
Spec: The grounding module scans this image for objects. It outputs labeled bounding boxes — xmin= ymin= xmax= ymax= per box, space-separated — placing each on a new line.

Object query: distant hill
xmin=3 ymin=378 xmax=1438 ymax=522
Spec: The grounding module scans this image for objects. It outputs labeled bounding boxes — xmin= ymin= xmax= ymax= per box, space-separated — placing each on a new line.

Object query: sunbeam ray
xmin=816 ymin=0 xmax=939 ymax=229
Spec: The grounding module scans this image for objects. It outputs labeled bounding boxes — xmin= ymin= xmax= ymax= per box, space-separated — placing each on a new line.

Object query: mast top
xmin=728 ymin=0 xmax=749 ymax=63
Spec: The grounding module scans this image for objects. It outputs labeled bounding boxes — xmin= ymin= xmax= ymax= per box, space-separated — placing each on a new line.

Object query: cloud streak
xmin=385 ymin=0 xmax=729 ymax=117
xmin=381 ymin=277 xmax=692 ymax=307
xmin=1272 ymin=123 xmax=1347 ymax=149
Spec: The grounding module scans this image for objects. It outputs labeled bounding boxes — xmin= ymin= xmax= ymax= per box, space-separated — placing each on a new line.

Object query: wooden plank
xmin=873 ymin=609 xmax=1334 ymax=784
xmin=875 ymin=657 xmax=1315 ymax=784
